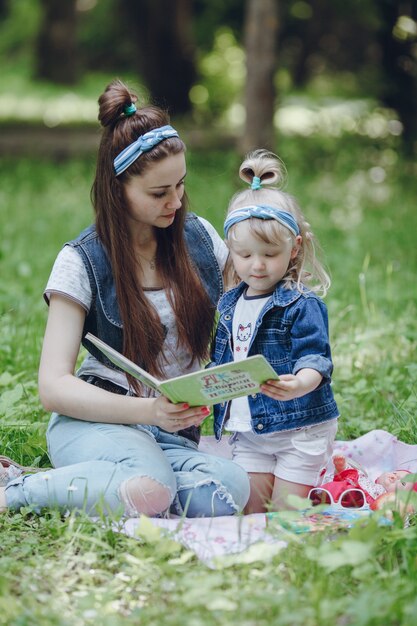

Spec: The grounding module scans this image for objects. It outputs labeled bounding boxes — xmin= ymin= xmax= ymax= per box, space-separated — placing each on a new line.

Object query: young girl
xmin=211 ymin=149 xmax=339 ymax=513
xmin=0 ymin=79 xmax=249 ymax=518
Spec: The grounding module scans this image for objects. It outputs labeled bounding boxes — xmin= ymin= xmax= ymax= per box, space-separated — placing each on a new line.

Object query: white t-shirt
xmin=44 ymin=217 xmax=228 ymax=392
xmin=225 ymin=290 xmax=272 ymax=432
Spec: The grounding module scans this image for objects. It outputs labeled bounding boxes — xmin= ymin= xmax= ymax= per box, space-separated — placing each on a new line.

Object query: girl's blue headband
xmin=114 ymin=125 xmax=180 ymax=176
xmin=224 ymin=205 xmax=300 ymax=238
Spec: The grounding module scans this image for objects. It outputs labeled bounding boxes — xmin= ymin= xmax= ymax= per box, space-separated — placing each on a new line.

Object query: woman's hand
xmin=261 ymin=368 xmax=322 ymax=401
xmin=151 ymin=395 xmax=211 ymax=432
xmin=39 ymin=294 xmax=212 ymax=429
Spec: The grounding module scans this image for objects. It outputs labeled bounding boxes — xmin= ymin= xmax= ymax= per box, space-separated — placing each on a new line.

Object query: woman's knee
xmin=227 ymin=461 xmax=251 ymax=510
xmin=210 ymin=461 xmax=250 ymax=514
xmin=205 ymin=457 xmax=250 ymax=510
xmin=174 ymin=458 xmax=250 ymax=517
xmin=119 ymin=476 xmax=174 ymax=517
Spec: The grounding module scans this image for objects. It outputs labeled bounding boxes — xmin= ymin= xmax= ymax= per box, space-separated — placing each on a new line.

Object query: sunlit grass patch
xmin=332 ymin=311 xmax=416 ymax=440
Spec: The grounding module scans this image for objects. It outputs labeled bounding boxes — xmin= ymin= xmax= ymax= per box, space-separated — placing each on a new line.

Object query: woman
xmin=0 ymin=79 xmax=249 ymax=518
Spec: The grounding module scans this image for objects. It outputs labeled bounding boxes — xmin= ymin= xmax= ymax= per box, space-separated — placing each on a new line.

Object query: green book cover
xmin=266 ymin=508 xmax=392 ymax=534
xmin=266 ymin=508 xmax=374 ymax=534
xmin=85 ymin=332 xmax=278 ymax=406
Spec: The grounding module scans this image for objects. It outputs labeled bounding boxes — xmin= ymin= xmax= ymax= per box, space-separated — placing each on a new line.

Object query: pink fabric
xmin=321 ymin=429 xmax=417 ymax=481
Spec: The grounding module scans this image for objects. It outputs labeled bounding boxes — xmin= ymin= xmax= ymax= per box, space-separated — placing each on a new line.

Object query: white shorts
xmin=231 ymin=420 xmax=338 ymax=486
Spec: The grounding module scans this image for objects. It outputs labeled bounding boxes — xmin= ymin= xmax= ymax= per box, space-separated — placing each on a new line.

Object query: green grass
xmin=0 ymin=134 xmax=416 ymax=625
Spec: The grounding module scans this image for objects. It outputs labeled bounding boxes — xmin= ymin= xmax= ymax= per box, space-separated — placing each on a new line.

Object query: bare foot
xmin=0 ymin=461 xmax=23 ymax=486
xmin=0 ymin=486 xmax=7 ymax=512
xmin=333 ymin=455 xmax=347 ymax=475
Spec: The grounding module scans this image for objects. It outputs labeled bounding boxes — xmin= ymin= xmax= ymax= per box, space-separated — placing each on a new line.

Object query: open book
xmin=266 ymin=507 xmax=392 ymax=534
xmin=266 ymin=508 xmax=373 ymax=534
xmin=85 ymin=332 xmax=278 ymax=406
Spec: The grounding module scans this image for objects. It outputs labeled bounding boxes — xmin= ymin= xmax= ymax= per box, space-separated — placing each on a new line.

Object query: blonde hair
xmin=225 ymin=149 xmax=330 ymax=297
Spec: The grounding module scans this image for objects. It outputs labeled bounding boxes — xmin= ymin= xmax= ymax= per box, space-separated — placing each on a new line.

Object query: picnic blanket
xmin=120 ymin=430 xmax=417 ymax=567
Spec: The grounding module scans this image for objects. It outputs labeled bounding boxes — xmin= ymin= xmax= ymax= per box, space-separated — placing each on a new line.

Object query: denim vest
xmin=66 ymin=214 xmax=223 ymax=445
xmin=66 ymin=213 xmax=223 ymax=367
xmin=212 ymin=282 xmax=339 ymax=440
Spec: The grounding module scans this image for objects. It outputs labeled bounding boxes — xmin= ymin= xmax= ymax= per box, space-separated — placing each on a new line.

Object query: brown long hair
xmin=91 ymin=79 xmax=215 ymax=391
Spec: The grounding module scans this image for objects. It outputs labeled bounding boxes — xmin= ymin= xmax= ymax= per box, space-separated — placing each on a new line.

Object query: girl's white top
xmin=226 ymin=291 xmax=272 ymax=431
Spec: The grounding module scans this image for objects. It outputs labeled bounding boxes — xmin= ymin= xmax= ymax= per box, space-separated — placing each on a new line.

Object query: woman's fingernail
xmin=182 ymin=403 xmax=189 ymax=409
xmin=201 ymin=407 xmax=210 ymax=415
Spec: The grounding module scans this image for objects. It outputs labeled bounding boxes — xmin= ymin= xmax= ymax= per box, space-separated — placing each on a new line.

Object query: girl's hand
xmin=261 ymin=369 xmax=323 ymax=401
xmin=151 ymin=395 xmax=211 ymax=432
xmin=261 ymin=375 xmax=305 ymax=401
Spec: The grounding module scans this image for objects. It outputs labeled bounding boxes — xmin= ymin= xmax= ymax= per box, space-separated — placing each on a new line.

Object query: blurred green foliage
xmin=191 ymin=28 xmax=245 ymax=124
xmin=0 ymin=0 xmax=41 ymax=60
xmin=1 ymin=0 xmax=415 ymax=135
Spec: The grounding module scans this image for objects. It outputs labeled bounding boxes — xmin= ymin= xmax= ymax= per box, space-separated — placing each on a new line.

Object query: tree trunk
xmin=122 ymin=0 xmax=196 ymax=116
xmin=240 ymin=0 xmax=279 ymax=153
xmin=0 ymin=0 xmax=8 ymax=19
xmin=377 ymin=0 xmax=417 ymax=154
xmin=35 ymin=0 xmax=78 ymax=85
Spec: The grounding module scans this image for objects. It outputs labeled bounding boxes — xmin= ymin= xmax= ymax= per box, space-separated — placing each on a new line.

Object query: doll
xmin=309 ymin=455 xmax=417 ymax=509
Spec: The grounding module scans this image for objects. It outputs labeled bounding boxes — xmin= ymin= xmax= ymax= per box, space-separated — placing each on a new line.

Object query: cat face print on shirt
xmin=236 ymin=322 xmax=252 ymax=352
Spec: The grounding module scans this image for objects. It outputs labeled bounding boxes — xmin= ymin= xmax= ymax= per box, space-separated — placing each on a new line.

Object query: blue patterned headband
xmin=114 ymin=125 xmax=180 ymax=176
xmin=224 ymin=205 xmax=300 ymax=238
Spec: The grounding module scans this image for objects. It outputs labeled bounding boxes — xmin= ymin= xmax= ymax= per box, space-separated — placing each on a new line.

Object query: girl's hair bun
xmin=239 ymin=148 xmax=287 ymax=189
xmin=98 ymin=79 xmax=138 ymax=128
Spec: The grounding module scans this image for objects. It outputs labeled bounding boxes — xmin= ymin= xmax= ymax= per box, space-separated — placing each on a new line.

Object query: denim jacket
xmin=212 ymin=281 xmax=339 ymax=440
xmin=66 ymin=213 xmax=223 ymax=369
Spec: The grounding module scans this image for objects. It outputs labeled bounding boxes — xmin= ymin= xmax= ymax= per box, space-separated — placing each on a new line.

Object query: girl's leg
xmin=244 ymin=472 xmax=274 ymax=514
xmin=270 ymin=420 xmax=338 ymax=510
xmin=4 ymin=415 xmax=177 ymax=516
xmin=271 ymin=476 xmax=311 ymax=510
xmin=156 ymin=431 xmax=250 ymax=517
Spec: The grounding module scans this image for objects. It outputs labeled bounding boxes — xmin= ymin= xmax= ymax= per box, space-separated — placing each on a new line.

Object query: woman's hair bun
xmin=98 ymin=79 xmax=138 ymax=128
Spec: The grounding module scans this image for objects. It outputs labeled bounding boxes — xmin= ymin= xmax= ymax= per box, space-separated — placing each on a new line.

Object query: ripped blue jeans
xmin=5 ymin=414 xmax=250 ymax=517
